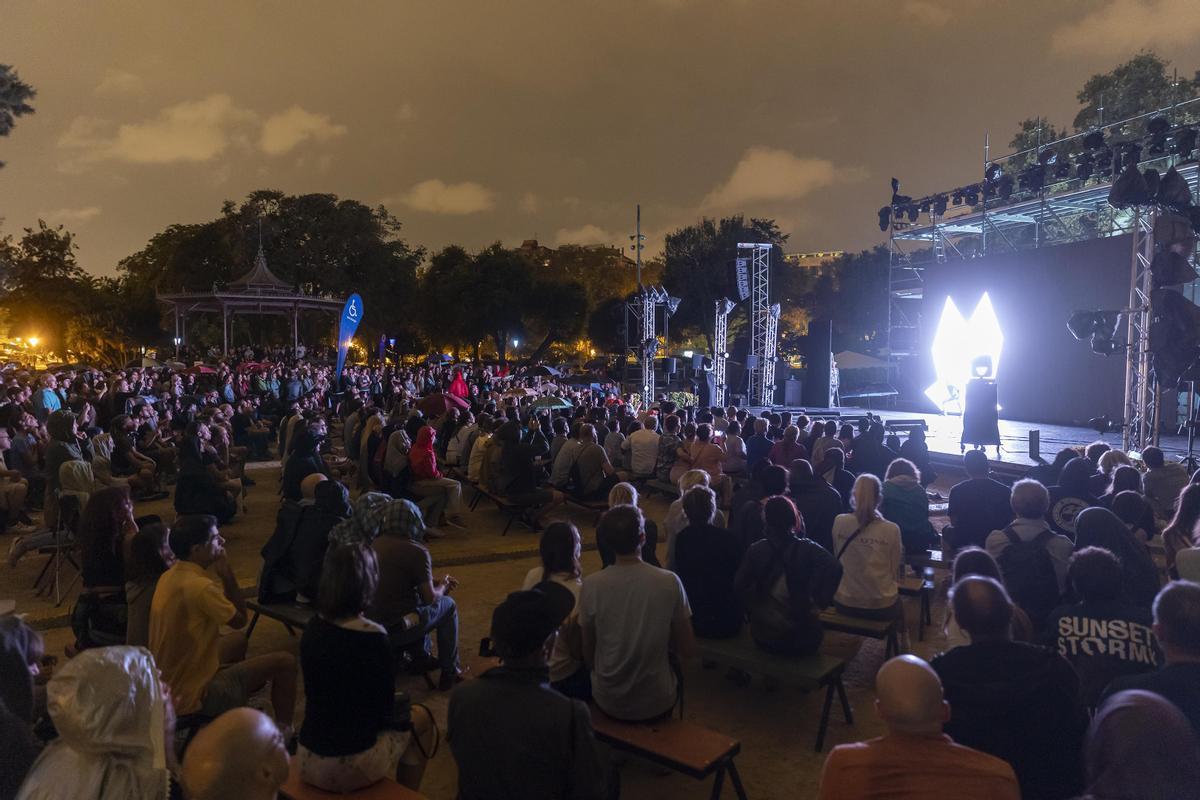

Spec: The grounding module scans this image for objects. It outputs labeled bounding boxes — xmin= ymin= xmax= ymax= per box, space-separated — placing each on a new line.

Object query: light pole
xmin=629 ymin=204 xmax=645 ymax=287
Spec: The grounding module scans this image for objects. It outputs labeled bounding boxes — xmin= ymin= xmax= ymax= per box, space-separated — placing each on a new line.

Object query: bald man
xmin=818 ymin=655 xmax=1019 ymax=800
xmin=182 ymin=708 xmax=290 ymax=800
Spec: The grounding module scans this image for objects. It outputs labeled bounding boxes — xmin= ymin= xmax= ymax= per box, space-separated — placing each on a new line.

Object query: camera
xmin=478 ymin=637 xmax=498 ymax=658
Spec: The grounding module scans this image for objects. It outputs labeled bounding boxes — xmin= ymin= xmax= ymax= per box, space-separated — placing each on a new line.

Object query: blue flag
xmin=336 ymin=293 xmax=364 ymax=377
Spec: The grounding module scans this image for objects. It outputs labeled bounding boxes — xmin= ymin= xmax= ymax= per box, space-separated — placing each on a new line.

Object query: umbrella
xmin=237 ymin=361 xmax=271 ymax=372
xmin=417 ymin=392 xmax=469 ymax=416
xmin=532 ymin=396 xmax=573 ymax=410
xmin=502 ymin=387 xmax=536 ymax=398
xmin=529 ymin=365 xmax=562 ymax=378
xmin=186 ymin=365 xmax=217 ymax=375
xmin=125 ymin=357 xmax=163 ymax=369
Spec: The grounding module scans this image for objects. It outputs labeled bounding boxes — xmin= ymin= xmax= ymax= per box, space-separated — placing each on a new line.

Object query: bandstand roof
xmin=156 ymin=245 xmax=345 ymax=314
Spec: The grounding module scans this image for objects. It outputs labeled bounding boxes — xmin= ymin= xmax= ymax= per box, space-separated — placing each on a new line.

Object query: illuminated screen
xmin=920 ymin=233 xmax=1132 ymax=425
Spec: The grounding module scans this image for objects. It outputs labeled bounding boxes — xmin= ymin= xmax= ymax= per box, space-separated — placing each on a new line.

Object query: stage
xmin=766 ymin=407 xmax=1198 ymax=479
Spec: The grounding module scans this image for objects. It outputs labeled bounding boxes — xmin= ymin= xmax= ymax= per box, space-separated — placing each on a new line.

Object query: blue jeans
xmin=390 ymin=596 xmax=459 ymax=674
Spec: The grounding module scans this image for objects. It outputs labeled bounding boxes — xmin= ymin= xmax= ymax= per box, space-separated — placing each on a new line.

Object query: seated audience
xmin=665 ymin=469 xmax=725 ymax=565
xmin=598 ymin=482 xmax=660 ymax=568
xmin=735 ymin=495 xmax=842 ymax=655
xmin=945 ymin=450 xmax=1013 ymax=554
xmin=580 ymin=505 xmax=693 ymax=722
xmin=1026 ymin=447 xmax=1078 ymax=488
xmin=1078 ymin=690 xmax=1200 ymax=800
xmin=124 ymin=522 xmax=173 ymax=648
xmin=491 ymin=420 xmax=562 ymax=527
xmin=620 ymin=418 xmax=659 ymax=479
xmin=176 ymin=420 xmax=240 ymax=521
xmin=181 ymin=708 xmax=290 ymax=800
xmin=0 ymin=616 xmax=45 ymax=781
xmin=523 ymin=522 xmax=589 ymax=699
xmin=71 ymin=485 xmax=138 ymax=649
xmin=673 ymin=485 xmax=744 ymax=639
xmin=898 ymin=428 xmax=935 ymax=486
xmin=831 ymin=475 xmax=904 ymax=629
xmin=1107 ymin=485 xmax=1155 ymax=543
xmin=550 ymin=422 xmax=586 ymax=489
xmin=818 ymin=655 xmax=1019 ymax=800
xmin=408 ymin=426 xmax=466 ymax=527
xmin=370 ymin=503 xmax=463 ymax=690
xmin=881 ymin=458 xmax=938 ymax=553
xmin=931 ymin=576 xmax=1087 ymax=800
xmin=1141 ymin=445 xmax=1189 ymax=522
xmin=1045 ymin=547 xmax=1159 ymax=708
xmin=297 ymin=544 xmax=433 ymax=792
xmin=942 ymin=547 xmax=1034 ymax=648
xmin=721 ymin=420 xmax=747 ymax=474
xmin=744 ymin=417 xmax=772 ymax=471
xmin=1046 ymin=456 xmax=1100 ymax=539
xmin=768 ymin=424 xmax=806 ymax=466
xmin=729 ymin=464 xmax=788 ymax=548
xmin=16 ymin=647 xmax=174 ymax=800
xmin=985 ymin=479 xmax=1072 ymax=629
xmin=150 ymin=515 xmax=297 ymax=734
xmin=448 ymin=582 xmax=605 ymax=800
xmin=260 ymin=479 xmax=352 ymax=604
xmin=1103 ymin=580 xmax=1200 ymax=734
xmin=787 ymin=459 xmax=841 ymax=553
xmin=1162 ymin=483 xmax=1200 ymax=579
xmin=816 ymin=447 xmax=854 ymax=511
xmin=1072 ymin=507 xmax=1160 ymax=610
xmin=808 ymin=420 xmax=839 ymax=469
xmin=847 ymin=423 xmax=895 ymax=479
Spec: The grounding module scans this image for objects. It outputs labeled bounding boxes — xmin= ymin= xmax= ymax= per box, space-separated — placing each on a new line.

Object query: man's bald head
xmin=182 ymin=708 xmax=290 ymax=800
xmin=951 ymin=576 xmax=1014 ymax=641
xmin=874 ymin=655 xmax=949 ymax=735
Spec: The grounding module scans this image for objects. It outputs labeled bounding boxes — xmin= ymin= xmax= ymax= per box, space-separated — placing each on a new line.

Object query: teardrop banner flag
xmin=336 ymin=293 xmax=364 ymax=377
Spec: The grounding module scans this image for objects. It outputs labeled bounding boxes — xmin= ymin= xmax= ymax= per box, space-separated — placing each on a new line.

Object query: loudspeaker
xmin=745 ymin=354 xmax=760 ymax=369
xmin=784 ymin=377 xmax=803 ymax=405
xmin=663 ymin=358 xmax=677 ymax=375
xmin=803 ymin=320 xmax=833 ymax=407
xmin=692 ymin=354 xmax=705 ymax=370
xmin=696 ymin=372 xmax=715 ymax=408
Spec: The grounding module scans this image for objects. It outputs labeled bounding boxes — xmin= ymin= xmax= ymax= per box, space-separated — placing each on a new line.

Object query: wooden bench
xmin=466 ymin=483 xmax=534 ymax=536
xmin=245 ymin=600 xmax=316 ymax=640
xmin=898 ymin=575 xmax=934 ymax=641
xmin=589 ymin=707 xmax=748 ymax=800
xmin=565 ymin=495 xmax=609 ymax=522
xmin=695 ymin=630 xmax=852 ymax=751
xmin=643 ymin=478 xmax=681 ymax=498
xmin=819 ymin=609 xmax=900 ymax=658
xmin=280 ymin=772 xmax=427 ymax=800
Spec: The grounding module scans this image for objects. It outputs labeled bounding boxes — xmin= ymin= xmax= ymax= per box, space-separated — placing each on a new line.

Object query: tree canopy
xmin=0 ymin=64 xmax=35 ymax=168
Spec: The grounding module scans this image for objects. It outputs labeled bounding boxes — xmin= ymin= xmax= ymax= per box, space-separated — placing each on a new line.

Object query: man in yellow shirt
xmin=818 ymin=655 xmax=1019 ymax=800
xmin=150 ymin=514 xmax=296 ymax=735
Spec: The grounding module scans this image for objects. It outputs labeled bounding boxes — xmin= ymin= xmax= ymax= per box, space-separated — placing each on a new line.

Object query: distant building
xmin=518 ymin=238 xmax=637 ymax=270
xmin=784 ymin=250 xmax=843 ymax=268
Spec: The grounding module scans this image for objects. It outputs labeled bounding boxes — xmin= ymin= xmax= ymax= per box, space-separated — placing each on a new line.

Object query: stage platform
xmin=765 ymin=407 xmax=1196 ymax=479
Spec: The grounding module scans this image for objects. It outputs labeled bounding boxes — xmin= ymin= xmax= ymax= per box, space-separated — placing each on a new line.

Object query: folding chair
xmin=33 ymin=492 xmax=83 ymax=607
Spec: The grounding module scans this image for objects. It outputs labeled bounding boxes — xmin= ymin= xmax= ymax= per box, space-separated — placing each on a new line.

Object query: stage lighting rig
xmin=1083 ymin=131 xmax=1106 ymax=151
xmin=1108 ymin=165 xmax=1154 ymax=208
xmin=1172 ymin=128 xmax=1198 ymax=161
xmin=952 ymin=190 xmax=964 ymax=206
xmin=998 ymin=174 xmax=1015 ymax=201
xmin=964 ymin=185 xmax=980 ymax=205
xmin=933 ymin=194 xmax=949 ymax=216
xmin=1147 ymin=116 xmax=1170 ymax=155
xmin=1158 ymin=166 xmax=1194 ymax=210
xmin=985 ymin=163 xmax=1002 ymax=182
xmin=1018 ymin=164 xmax=1045 ymax=193
xmin=1067 ymin=310 xmax=1123 ymax=355
xmin=878 ymin=206 xmax=892 ymax=231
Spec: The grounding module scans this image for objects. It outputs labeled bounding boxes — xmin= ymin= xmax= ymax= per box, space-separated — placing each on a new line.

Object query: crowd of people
xmin=3 ymin=352 xmax=1200 ymax=798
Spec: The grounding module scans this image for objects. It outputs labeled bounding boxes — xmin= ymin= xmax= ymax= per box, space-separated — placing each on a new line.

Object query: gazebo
xmin=157 ymin=245 xmax=345 ymax=355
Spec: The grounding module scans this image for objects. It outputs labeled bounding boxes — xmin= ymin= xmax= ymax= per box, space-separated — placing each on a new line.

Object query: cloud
xmin=903 ymin=0 xmax=952 ymax=26
xmin=1052 ymin=0 xmax=1200 ymax=56
xmin=702 ymin=146 xmax=864 ymax=209
xmin=553 ymin=224 xmax=620 ymax=246
xmin=388 ymin=179 xmax=495 ymax=214
xmin=517 ymin=192 xmax=540 ymax=214
xmin=395 ymin=103 xmax=416 ymax=123
xmin=39 ymin=206 xmax=101 ymax=224
xmin=58 ymin=94 xmax=256 ymax=165
xmin=93 ymin=69 xmax=145 ymax=97
xmin=259 ymin=106 xmax=347 ymax=156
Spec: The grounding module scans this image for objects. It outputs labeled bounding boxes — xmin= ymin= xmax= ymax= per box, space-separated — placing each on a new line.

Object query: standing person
xmin=735 ymin=495 xmax=842 ymax=655
xmin=931 ymin=576 xmax=1087 ymax=800
xmin=580 ymin=505 xmax=693 ymax=722
xmin=149 ymin=515 xmax=297 ymax=735
xmin=1141 ymin=445 xmax=1190 ymax=522
xmin=831 ymin=475 xmax=904 ymax=629
xmin=521 ymin=522 xmax=589 ymax=699
xmin=818 ymin=656 xmax=1020 ymax=800
xmin=408 ymin=426 xmax=466 ymax=527
xmin=673 ymin=486 xmax=744 ymax=639
xmin=944 ymin=450 xmax=1014 ymax=554
xmin=881 ymin=458 xmax=938 ymax=553
xmin=448 ymin=583 xmax=605 ymax=800
xmin=296 ymin=544 xmax=434 ymax=793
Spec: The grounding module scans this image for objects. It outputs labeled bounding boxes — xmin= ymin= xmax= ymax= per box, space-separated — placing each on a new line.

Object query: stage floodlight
xmin=1067 ymin=310 xmax=1102 ymax=341
xmin=1089 ymin=311 xmax=1123 ymax=355
xmin=1152 ymin=251 xmax=1198 ymax=288
xmin=964 ymin=186 xmax=979 ymax=205
xmin=1158 ymin=167 xmax=1194 ymax=209
xmin=998 ymin=174 xmax=1014 ymax=201
xmin=1172 ymin=128 xmax=1198 ymax=160
xmin=769 ymin=303 xmax=781 ymax=320
xmin=933 ymin=194 xmax=949 ymax=216
xmin=1038 ymin=149 xmax=1058 ymax=166
xmin=1018 ymin=165 xmax=1045 ymax=192
xmin=1150 ymin=288 xmax=1200 ymax=387
xmin=925 ymin=292 xmax=1004 ymax=410
xmin=1108 ymin=164 xmax=1153 ymax=208
xmin=878 ymin=206 xmax=892 ymax=231
xmin=906 ymin=205 xmax=919 ymax=223
xmin=666 ymin=296 xmax=681 ymax=316
xmin=718 ymin=297 xmax=736 ymax=316
xmin=1083 ymin=131 xmax=1106 ymax=150
xmin=985 ymin=163 xmax=1002 ymax=182
xmin=1120 ymin=143 xmax=1143 ymax=170
xmin=1088 ymin=415 xmax=1115 ymax=434
xmin=952 ymin=190 xmax=963 ymax=206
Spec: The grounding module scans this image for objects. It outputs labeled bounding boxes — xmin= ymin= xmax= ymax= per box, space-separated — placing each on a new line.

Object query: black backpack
xmin=996 ymin=526 xmax=1060 ymax=624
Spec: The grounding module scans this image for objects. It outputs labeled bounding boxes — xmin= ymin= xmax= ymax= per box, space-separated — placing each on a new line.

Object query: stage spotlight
xmin=1152 ymin=251 xmax=1198 ymax=288
xmin=1053 ymin=161 xmax=1072 ymax=181
xmin=666 ymin=296 xmax=682 ymax=316
xmin=925 ymin=292 xmax=1004 ymax=411
xmin=998 ymin=174 xmax=1014 ymax=201
xmin=907 ymin=205 xmax=919 ymax=223
xmin=933 ymin=194 xmax=949 ymax=216
xmin=717 ymin=297 xmax=736 ymax=316
xmin=1172 ymin=128 xmax=1198 ymax=160
xmin=1150 ymin=288 xmax=1200 ymax=387
xmin=1038 ymin=150 xmax=1057 ymax=166
xmin=1018 ymin=165 xmax=1045 ymax=192
xmin=1158 ymin=167 xmax=1194 ymax=209
xmin=1152 ymin=212 xmax=1198 ymax=287
xmin=1108 ymin=164 xmax=1153 ymax=208
xmin=964 ymin=186 xmax=980 ymax=205
xmin=985 ymin=163 xmax=1002 ymax=182
xmin=1089 ymin=312 xmax=1123 ymax=355
xmin=1076 ymin=154 xmax=1095 ymax=180
xmin=952 ymin=190 xmax=964 ymax=206
xmin=1083 ymin=131 xmax=1106 ymax=150
xmin=1148 ymin=115 xmax=1170 ymax=155
xmin=1088 ymin=415 xmax=1115 ymax=434
xmin=878 ymin=206 xmax=892 ymax=231
xmin=1120 ymin=142 xmax=1143 ymax=170
xmin=769 ymin=303 xmax=781 ymax=320
xmin=1067 ymin=310 xmax=1103 ymax=341
xmin=919 ymin=200 xmax=931 ymax=214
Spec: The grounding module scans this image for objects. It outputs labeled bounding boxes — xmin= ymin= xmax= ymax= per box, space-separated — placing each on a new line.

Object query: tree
xmin=467 ymin=244 xmax=534 ymax=361
xmin=1009 ymin=118 xmax=1068 ymax=155
xmin=1073 ymin=52 xmax=1195 ymax=132
xmin=524 ymin=278 xmax=587 ymax=363
xmin=0 ymin=64 xmax=35 ymax=168
xmin=661 ymin=216 xmax=788 ymax=352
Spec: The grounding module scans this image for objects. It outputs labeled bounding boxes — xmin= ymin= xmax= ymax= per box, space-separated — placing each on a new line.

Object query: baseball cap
xmin=490 ymin=581 xmax=576 ymax=658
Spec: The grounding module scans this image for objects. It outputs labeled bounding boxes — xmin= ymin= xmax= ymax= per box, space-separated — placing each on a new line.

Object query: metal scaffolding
xmin=641 ymin=288 xmax=657 ymax=402
xmin=740 ymin=242 xmax=774 ymax=405
xmin=1124 ymin=210 xmax=1158 ymax=451
xmin=713 ymin=297 xmax=733 ymax=407
xmin=762 ymin=303 xmax=781 ymax=406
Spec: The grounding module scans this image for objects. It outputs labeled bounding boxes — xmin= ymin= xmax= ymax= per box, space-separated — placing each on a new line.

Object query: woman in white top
xmin=521 ymin=521 xmax=589 ymax=700
xmin=722 ymin=420 xmax=747 ymax=475
xmin=830 ymin=474 xmax=904 ymax=623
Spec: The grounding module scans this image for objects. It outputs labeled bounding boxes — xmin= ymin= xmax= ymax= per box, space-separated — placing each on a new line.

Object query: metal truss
xmin=1124 ymin=210 xmax=1158 ymax=451
xmin=740 ymin=243 xmax=774 ymax=405
xmin=762 ymin=303 xmax=781 ymax=406
xmin=642 ymin=288 xmax=657 ymax=402
xmin=713 ymin=298 xmax=732 ymax=406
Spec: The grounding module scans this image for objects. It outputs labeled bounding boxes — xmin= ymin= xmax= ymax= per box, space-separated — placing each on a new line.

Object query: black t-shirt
xmin=1044 ymin=600 xmax=1160 ymax=706
xmin=947 ymin=477 xmax=1015 ymax=550
xmin=1103 ymin=662 xmax=1200 ymax=736
xmin=673 ymin=523 xmax=744 ymax=638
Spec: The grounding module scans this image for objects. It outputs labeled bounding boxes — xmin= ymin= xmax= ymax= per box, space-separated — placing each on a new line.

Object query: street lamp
xmin=27 ymin=336 xmax=39 ymax=348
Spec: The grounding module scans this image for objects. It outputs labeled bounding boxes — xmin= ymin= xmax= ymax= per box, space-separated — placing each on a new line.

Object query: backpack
xmin=996 ymin=526 xmax=1060 ymax=624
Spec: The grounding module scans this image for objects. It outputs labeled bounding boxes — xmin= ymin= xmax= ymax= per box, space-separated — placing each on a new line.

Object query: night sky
xmin=3 ymin=0 xmax=1198 ymax=275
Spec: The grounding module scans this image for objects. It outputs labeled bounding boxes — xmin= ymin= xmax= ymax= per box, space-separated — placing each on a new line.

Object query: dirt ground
xmin=5 ymin=459 xmax=960 ymax=800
